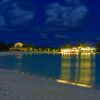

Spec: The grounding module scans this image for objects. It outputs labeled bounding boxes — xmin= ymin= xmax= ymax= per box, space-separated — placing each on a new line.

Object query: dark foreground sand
xmin=0 ymin=68 xmax=100 ymax=100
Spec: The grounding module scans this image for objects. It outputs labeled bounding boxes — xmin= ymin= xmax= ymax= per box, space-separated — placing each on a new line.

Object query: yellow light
xmin=63 ymin=49 xmax=67 ymax=52
xmin=57 ymin=80 xmax=92 ymax=88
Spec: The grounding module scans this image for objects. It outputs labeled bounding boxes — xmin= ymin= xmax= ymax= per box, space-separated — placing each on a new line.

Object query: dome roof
xmin=14 ymin=42 xmax=23 ymax=48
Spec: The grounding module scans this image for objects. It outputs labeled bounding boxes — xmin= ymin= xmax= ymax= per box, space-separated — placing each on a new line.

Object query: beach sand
xmin=0 ymin=69 xmax=100 ymax=100
xmin=0 ymin=52 xmax=100 ymax=100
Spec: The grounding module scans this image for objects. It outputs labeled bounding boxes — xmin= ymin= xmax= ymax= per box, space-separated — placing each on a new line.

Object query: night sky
xmin=0 ymin=0 xmax=100 ymax=47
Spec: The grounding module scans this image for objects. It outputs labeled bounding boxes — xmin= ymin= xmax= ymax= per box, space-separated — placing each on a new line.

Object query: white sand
xmin=0 ymin=52 xmax=100 ymax=100
xmin=0 ymin=68 xmax=100 ymax=100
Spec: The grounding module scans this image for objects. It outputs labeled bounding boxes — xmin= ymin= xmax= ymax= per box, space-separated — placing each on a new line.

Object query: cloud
xmin=0 ymin=14 xmax=8 ymax=31
xmin=66 ymin=0 xmax=81 ymax=5
xmin=54 ymin=34 xmax=68 ymax=39
xmin=1 ymin=0 xmax=10 ymax=2
xmin=40 ymin=33 xmax=48 ymax=39
xmin=45 ymin=0 xmax=88 ymax=27
xmin=0 ymin=14 xmax=6 ymax=27
xmin=0 ymin=0 xmax=88 ymax=33
xmin=0 ymin=0 xmax=34 ymax=31
xmin=10 ymin=3 xmax=34 ymax=26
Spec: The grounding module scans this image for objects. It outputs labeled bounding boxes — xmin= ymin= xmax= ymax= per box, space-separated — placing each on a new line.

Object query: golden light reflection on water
xmin=57 ymin=53 xmax=95 ymax=88
xmin=15 ymin=54 xmax=23 ymax=72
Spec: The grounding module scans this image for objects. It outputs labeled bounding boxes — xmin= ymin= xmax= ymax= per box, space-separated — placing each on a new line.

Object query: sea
xmin=0 ymin=53 xmax=100 ymax=89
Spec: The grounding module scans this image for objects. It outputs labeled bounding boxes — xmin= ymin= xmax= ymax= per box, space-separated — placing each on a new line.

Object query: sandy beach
xmin=0 ymin=52 xmax=100 ymax=100
xmin=0 ymin=68 xmax=100 ymax=100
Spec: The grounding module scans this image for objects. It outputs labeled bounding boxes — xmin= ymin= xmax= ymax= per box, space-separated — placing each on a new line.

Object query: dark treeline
xmin=96 ymin=43 xmax=100 ymax=52
xmin=0 ymin=41 xmax=13 ymax=51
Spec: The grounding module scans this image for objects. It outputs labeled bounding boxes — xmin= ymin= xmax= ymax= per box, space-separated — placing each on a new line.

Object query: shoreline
xmin=0 ymin=51 xmax=99 ymax=56
xmin=0 ymin=51 xmax=61 ymax=56
xmin=0 ymin=68 xmax=100 ymax=100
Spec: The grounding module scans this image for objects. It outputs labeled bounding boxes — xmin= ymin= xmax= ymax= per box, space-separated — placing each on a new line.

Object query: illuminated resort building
xmin=78 ymin=46 xmax=96 ymax=53
xmin=57 ymin=54 xmax=95 ymax=88
xmin=61 ymin=46 xmax=96 ymax=54
xmin=9 ymin=42 xmax=33 ymax=51
xmin=14 ymin=42 xmax=24 ymax=48
xmin=61 ymin=47 xmax=79 ymax=54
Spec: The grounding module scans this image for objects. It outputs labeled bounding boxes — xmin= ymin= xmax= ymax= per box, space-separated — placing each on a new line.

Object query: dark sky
xmin=0 ymin=0 xmax=100 ymax=47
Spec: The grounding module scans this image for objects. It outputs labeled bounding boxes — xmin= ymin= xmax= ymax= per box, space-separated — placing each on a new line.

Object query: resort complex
xmin=9 ymin=42 xmax=33 ymax=52
xmin=9 ymin=42 xmax=96 ymax=55
xmin=61 ymin=46 xmax=96 ymax=54
xmin=9 ymin=42 xmax=96 ymax=54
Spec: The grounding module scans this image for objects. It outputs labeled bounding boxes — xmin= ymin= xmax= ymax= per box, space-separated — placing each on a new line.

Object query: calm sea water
xmin=0 ymin=53 xmax=100 ymax=89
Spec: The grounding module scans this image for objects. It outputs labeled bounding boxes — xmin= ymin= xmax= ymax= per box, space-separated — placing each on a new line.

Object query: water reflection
xmin=15 ymin=54 xmax=23 ymax=72
xmin=57 ymin=53 xmax=95 ymax=88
